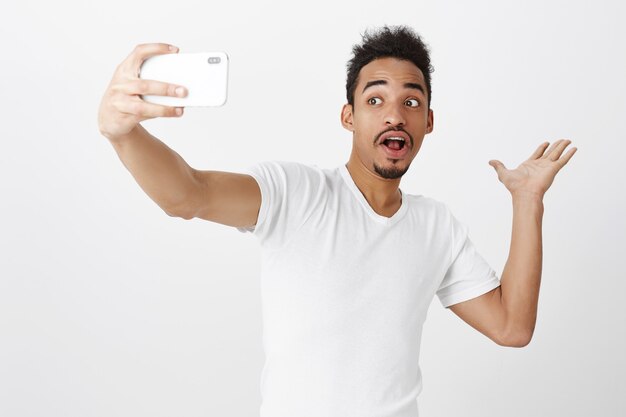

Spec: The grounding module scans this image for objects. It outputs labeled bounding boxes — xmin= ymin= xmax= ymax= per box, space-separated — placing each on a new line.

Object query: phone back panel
xmin=139 ymin=51 xmax=228 ymax=107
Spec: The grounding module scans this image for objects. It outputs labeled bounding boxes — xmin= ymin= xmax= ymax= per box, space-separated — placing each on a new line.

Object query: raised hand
xmin=98 ymin=43 xmax=188 ymax=141
xmin=488 ymin=139 xmax=577 ymax=199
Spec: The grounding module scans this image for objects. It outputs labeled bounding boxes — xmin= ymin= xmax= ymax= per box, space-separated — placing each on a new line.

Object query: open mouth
xmin=382 ymin=137 xmax=407 ymax=151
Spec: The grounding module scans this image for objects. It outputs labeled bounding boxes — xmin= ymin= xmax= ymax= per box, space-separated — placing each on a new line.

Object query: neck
xmin=345 ymin=152 xmax=402 ymax=217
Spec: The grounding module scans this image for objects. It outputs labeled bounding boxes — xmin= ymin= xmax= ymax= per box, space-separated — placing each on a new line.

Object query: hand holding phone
xmin=98 ymin=43 xmax=191 ymax=141
xmin=139 ymin=51 xmax=229 ymax=107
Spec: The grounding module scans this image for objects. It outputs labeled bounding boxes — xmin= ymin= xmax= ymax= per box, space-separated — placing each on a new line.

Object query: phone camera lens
xmin=208 ymin=57 xmax=221 ymax=64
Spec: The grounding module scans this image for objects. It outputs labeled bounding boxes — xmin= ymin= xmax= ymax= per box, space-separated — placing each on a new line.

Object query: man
xmin=98 ymin=25 xmax=576 ymax=417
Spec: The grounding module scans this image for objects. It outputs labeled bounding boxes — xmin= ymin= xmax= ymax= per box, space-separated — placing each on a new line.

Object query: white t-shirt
xmin=238 ymin=161 xmax=501 ymax=417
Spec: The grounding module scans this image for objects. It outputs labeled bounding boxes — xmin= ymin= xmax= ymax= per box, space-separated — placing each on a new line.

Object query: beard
xmin=373 ymin=160 xmax=410 ymax=179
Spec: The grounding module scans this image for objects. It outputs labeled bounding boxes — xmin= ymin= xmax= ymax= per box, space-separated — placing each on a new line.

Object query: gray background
xmin=1 ymin=0 xmax=624 ymax=416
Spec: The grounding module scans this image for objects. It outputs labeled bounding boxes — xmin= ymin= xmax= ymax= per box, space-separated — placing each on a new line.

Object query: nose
xmin=384 ymin=104 xmax=406 ymax=127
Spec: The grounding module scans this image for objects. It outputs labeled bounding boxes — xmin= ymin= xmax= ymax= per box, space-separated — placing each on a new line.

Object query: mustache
xmin=375 ymin=127 xmax=413 ymax=148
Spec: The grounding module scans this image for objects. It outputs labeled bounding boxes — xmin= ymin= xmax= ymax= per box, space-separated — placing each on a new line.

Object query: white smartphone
xmin=139 ymin=51 xmax=229 ymax=107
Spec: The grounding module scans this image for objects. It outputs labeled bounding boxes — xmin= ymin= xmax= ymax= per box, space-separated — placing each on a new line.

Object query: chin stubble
xmin=373 ymin=161 xmax=410 ymax=179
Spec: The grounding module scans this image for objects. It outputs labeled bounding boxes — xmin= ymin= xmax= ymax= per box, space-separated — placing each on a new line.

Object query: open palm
xmin=489 ymin=139 xmax=577 ymax=199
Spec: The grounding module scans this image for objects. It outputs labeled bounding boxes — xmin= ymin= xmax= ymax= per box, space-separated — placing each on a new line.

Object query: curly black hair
xmin=346 ymin=25 xmax=434 ymax=109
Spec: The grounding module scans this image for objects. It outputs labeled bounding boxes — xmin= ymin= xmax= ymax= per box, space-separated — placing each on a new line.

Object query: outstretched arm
xmin=98 ymin=43 xmax=261 ymax=227
xmin=449 ymin=139 xmax=577 ymax=347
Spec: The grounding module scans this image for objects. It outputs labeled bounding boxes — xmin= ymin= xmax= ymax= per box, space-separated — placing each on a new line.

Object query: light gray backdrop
xmin=1 ymin=0 xmax=624 ymax=416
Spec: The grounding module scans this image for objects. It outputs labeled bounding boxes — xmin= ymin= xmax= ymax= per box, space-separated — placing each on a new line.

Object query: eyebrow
xmin=362 ymin=79 xmax=425 ymax=96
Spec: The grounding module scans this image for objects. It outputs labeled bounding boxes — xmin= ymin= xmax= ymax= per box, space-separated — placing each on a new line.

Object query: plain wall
xmin=1 ymin=0 xmax=624 ymax=416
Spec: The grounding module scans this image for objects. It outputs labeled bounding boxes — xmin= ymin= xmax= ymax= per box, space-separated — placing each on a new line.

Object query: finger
xmin=115 ymin=97 xmax=183 ymax=119
xmin=541 ymin=140 xmax=563 ymax=159
xmin=556 ymin=146 xmax=578 ymax=168
xmin=528 ymin=141 xmax=550 ymax=160
xmin=488 ymin=159 xmax=507 ymax=174
xmin=120 ymin=43 xmax=179 ymax=78
xmin=548 ymin=139 xmax=573 ymax=161
xmin=114 ymin=79 xmax=187 ymax=98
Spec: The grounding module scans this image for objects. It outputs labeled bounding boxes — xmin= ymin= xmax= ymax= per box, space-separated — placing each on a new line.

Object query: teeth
xmin=386 ymin=137 xmax=405 ymax=142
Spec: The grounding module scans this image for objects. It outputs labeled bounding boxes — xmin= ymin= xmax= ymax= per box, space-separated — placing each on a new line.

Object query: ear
xmin=341 ymin=103 xmax=354 ymax=132
xmin=426 ymin=108 xmax=434 ymax=134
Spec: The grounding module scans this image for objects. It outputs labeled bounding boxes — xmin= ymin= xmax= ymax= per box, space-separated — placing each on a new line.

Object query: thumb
xmin=488 ymin=159 xmax=506 ymax=174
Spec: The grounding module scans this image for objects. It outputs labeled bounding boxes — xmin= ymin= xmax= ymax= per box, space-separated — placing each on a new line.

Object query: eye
xmin=405 ymin=98 xmax=420 ymax=107
xmin=368 ymin=97 xmax=382 ymax=105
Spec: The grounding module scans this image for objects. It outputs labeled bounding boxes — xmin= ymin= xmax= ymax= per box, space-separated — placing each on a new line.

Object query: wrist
xmin=106 ymin=124 xmax=144 ymax=148
xmin=511 ymin=192 xmax=545 ymax=215
xmin=511 ymin=190 xmax=544 ymax=202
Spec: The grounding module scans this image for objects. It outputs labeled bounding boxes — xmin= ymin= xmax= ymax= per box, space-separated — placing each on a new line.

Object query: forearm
xmin=106 ymin=124 xmax=197 ymax=215
xmin=499 ymin=192 xmax=544 ymax=344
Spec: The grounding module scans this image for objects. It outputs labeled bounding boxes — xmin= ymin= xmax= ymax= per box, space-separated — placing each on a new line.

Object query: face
xmin=341 ymin=57 xmax=434 ymax=180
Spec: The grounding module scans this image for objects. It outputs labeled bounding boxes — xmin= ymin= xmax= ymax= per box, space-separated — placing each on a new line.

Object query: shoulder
xmin=245 ymin=160 xmax=331 ymax=199
xmin=248 ymin=160 xmax=325 ymax=179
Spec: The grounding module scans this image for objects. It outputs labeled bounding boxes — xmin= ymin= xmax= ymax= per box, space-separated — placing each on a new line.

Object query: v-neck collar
xmin=339 ymin=164 xmax=409 ymax=226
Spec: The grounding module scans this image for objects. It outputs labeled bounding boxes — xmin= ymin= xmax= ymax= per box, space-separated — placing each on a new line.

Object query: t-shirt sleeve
xmin=235 ymin=160 xmax=323 ymax=251
xmin=436 ymin=205 xmax=501 ymax=308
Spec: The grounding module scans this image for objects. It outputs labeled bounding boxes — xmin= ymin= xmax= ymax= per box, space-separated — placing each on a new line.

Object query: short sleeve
xmin=436 ymin=206 xmax=501 ymax=308
xmin=236 ymin=160 xmax=324 ymax=251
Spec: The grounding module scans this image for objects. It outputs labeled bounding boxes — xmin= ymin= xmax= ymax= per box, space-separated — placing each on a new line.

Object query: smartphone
xmin=139 ymin=51 xmax=229 ymax=107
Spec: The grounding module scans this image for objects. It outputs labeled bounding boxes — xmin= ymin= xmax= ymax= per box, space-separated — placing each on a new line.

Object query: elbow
xmin=163 ymin=191 xmax=199 ymax=220
xmin=495 ymin=308 xmax=536 ymax=348
xmin=497 ymin=329 xmax=534 ymax=348
xmin=163 ymin=206 xmax=194 ymax=220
